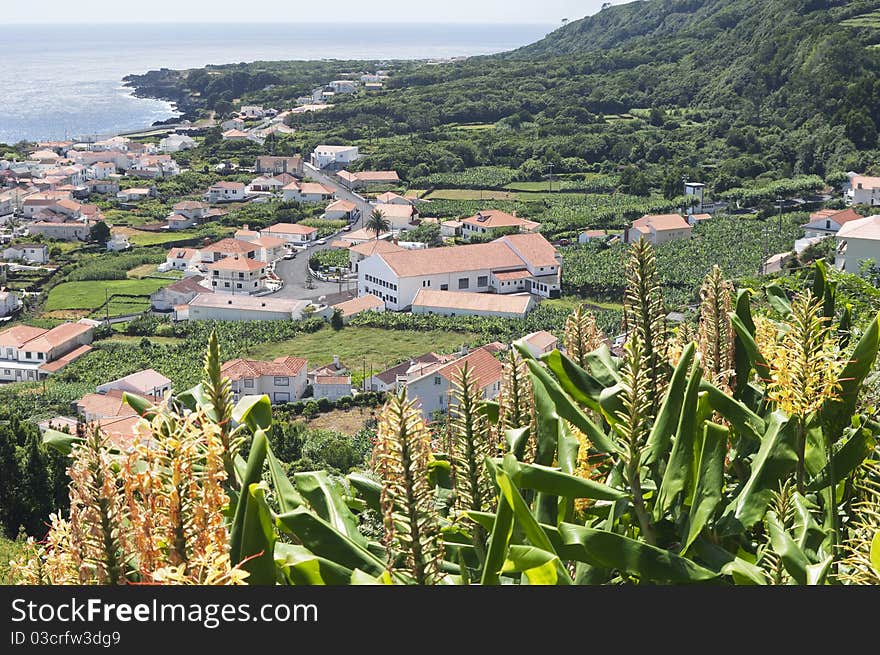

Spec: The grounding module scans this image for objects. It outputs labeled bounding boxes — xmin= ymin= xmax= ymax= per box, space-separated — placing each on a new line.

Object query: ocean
xmin=0 ymin=22 xmax=554 ymax=144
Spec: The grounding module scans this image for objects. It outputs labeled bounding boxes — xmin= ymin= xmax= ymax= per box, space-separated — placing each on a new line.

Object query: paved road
xmin=266 ymin=163 xmax=368 ymax=303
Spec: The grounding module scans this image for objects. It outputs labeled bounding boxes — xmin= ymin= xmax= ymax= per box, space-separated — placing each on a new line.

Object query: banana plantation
xmin=12 ymin=240 xmax=880 ymax=585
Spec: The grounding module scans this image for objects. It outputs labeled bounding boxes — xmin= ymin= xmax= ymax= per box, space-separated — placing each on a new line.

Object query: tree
xmin=367 ymin=208 xmax=390 ymax=240
xmin=330 ymin=308 xmax=344 ymax=331
xmin=89 ymin=221 xmax=111 ymax=245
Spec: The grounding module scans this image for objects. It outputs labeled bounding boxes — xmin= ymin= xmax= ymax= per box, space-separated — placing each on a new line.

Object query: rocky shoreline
xmin=122 ymin=69 xmax=203 ymax=125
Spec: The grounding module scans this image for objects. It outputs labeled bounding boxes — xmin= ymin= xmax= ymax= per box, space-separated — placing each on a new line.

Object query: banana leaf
xmin=699 ymin=380 xmax=765 ymax=446
xmin=42 ymin=428 xmax=85 ymax=456
xmin=504 ymin=426 xmax=531 ymax=461
xmin=807 ymin=428 xmax=875 ymax=492
xmin=643 ymin=343 xmax=695 ymax=468
xmin=732 ymin=289 xmax=757 ymax=400
xmin=526 ymin=359 xmax=618 ymax=454
xmin=730 ymin=312 xmax=770 ymax=388
xmin=275 ymin=506 xmax=390 ymax=578
xmin=557 ymin=524 xmax=718 ymax=584
xmin=765 ymin=283 xmax=792 ymax=317
xmin=295 ymin=470 xmax=367 ymax=547
xmin=229 ymin=429 xmax=268 ymax=564
xmin=689 ymin=539 xmax=766 ymax=585
xmin=502 ymin=545 xmax=565 ymax=585
xmin=238 ymin=483 xmax=277 ymax=585
xmin=720 ymin=411 xmax=798 ymax=532
xmin=681 ymin=422 xmax=728 ymax=554
xmin=232 ymin=394 xmax=273 ymax=432
xmin=347 ymin=472 xmax=382 ymax=513
xmin=480 ymin=459 xmax=515 ymax=585
xmin=821 ymin=310 xmax=880 ymax=441
xmin=765 ymin=511 xmax=831 ymax=585
xmin=655 ymin=361 xmax=703 ymax=519
xmin=498 ymin=457 xmax=625 ymax=501
xmin=275 ymin=543 xmax=353 ymax=585
xmin=265 ymin=443 xmax=303 ymax=513
xmin=539 ymin=349 xmax=607 ymax=410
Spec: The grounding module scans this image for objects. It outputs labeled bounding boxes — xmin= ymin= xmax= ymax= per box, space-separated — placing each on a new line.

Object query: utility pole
xmin=547 ymin=163 xmax=555 ymax=193
xmin=105 ymin=287 xmax=109 ymax=323
xmin=776 ymin=195 xmax=783 ymax=234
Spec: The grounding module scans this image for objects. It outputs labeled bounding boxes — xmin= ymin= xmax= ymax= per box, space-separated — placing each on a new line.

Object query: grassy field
xmin=842 ymin=10 xmax=880 ymax=28
xmin=245 ymin=325 xmax=479 ymax=384
xmin=45 ymin=278 xmax=172 ymax=312
xmin=0 ymin=536 xmax=24 ymax=584
xmin=103 ymin=335 xmax=185 ymax=346
xmin=543 ymin=295 xmax=624 ymax=312
xmin=425 ymin=189 xmax=516 ymax=201
xmin=114 ymin=227 xmax=205 ymax=247
xmin=127 ymin=263 xmax=183 ymax=280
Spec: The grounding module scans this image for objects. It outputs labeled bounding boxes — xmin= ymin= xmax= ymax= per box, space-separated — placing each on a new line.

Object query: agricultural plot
xmin=44 ymin=278 xmax=172 ymax=313
xmin=246 ymin=325 xmax=480 ymax=384
xmin=425 ymin=189 xmax=515 ymax=200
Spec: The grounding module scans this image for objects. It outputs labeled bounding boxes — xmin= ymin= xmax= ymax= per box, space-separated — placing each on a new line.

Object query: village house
xmin=255 ymin=155 xmax=304 ymax=176
xmin=221 ymin=117 xmax=246 ymax=131
xmin=624 ymin=213 xmax=692 ymax=245
xmin=240 ymin=105 xmax=266 ymax=119
xmin=514 ymin=330 xmax=559 ymax=358
xmin=129 ymin=154 xmax=180 ymax=178
xmin=282 ymin=181 xmax=335 ymax=203
xmin=159 ymin=134 xmax=196 ymax=153
xmin=198 ymin=238 xmax=260 ymax=264
xmin=411 ymin=289 xmax=535 ymax=319
xmin=0 ymin=291 xmax=22 ymax=318
xmin=348 ymin=238 xmax=405 ymax=273
xmin=151 ymin=275 xmax=212 ymax=311
xmin=337 ymin=170 xmax=400 ymax=189
xmin=251 ymin=236 xmax=287 ymax=263
xmin=222 ymin=129 xmax=254 ymax=142
xmin=441 ymin=220 xmax=463 ymax=238
xmin=3 ymin=243 xmax=48 ymax=264
xmin=311 ymin=145 xmax=360 ymax=170
xmin=116 ymin=187 xmax=155 ymax=203
xmin=207 ymin=256 xmax=267 ymax=294
xmin=172 ymin=200 xmax=209 ymax=221
xmin=222 ymin=356 xmax=309 ymax=404
xmin=366 ymin=353 xmax=453 ymax=393
xmin=76 ymin=390 xmax=134 ymax=423
xmin=835 ymin=214 xmax=880 ymax=273
xmin=370 ymin=203 xmax=418 ymax=231
xmin=88 ymin=161 xmax=116 ymax=179
xmin=847 ymin=174 xmax=880 ymax=206
xmin=28 ymin=218 xmax=93 ymax=241
xmin=802 ymin=207 xmax=864 ymax=238
xmin=96 ymin=368 xmax=172 ymax=399
xmin=357 ymin=232 xmax=562 ymax=310
xmin=261 ymin=222 xmax=318 ymax=245
xmin=460 ymin=210 xmax=541 ymax=241
xmin=328 ymin=80 xmax=357 ymax=94
xmin=324 ymin=199 xmax=358 ymax=221
xmin=204 ymin=181 xmax=246 ymax=203
xmin=106 ymin=232 xmax=130 ymax=252
xmin=164 ymin=247 xmax=200 ymax=271
xmin=86 ymin=179 xmax=120 ymax=195
xmin=577 ymin=230 xmax=607 ymax=244
xmin=0 ymin=320 xmax=96 ymax=382
xmin=331 ymin=294 xmax=385 ymax=324
xmin=312 ymin=375 xmax=353 ymax=401
xmin=374 ymin=192 xmax=412 ymax=206
xmin=404 ymin=347 xmax=504 ymax=419
xmin=248 ymin=176 xmax=285 ymax=194
xmin=178 ymin=294 xmax=309 ymax=322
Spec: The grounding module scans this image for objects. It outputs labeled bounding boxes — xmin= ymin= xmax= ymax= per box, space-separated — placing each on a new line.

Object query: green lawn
xmin=543 ymin=295 xmax=624 ymax=312
xmin=127 ymin=263 xmax=183 ymax=280
xmin=245 ymin=326 xmax=479 ymax=383
xmin=45 ymin=278 xmax=172 ymax=312
xmin=451 ymin=123 xmax=496 ymax=131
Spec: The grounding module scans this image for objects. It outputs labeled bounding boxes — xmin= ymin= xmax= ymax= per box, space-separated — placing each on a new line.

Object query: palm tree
xmin=367 ymin=208 xmax=390 ymax=240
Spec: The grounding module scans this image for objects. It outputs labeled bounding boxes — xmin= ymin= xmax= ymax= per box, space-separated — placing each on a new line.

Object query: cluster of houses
xmin=0 ymin=319 xmax=97 ymax=382
xmin=296 ymin=71 xmax=389 ymax=108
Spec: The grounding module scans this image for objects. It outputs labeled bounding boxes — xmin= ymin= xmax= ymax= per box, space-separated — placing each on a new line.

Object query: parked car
xmin=283 ymin=251 xmax=297 ymax=260
xmin=315 ymin=238 xmax=327 ymax=245
xmin=341 ymin=224 xmax=352 ymax=232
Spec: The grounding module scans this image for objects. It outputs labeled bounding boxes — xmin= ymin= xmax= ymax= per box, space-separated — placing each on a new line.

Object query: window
xmin=274 ymin=392 xmax=290 ymax=403
xmin=826 ymin=220 xmax=831 ymax=229
xmin=458 ymin=277 xmax=469 ymax=290
xmin=25 ymin=352 xmax=32 ymax=360
xmin=434 ymin=376 xmax=441 ymax=385
xmin=236 ymin=283 xmax=242 ymax=289
xmin=244 ymin=378 xmax=254 ymax=388
xmin=441 ymin=284 xmax=448 ymax=291
xmin=477 ymin=275 xmax=488 ymax=287
xmin=274 ymin=377 xmax=289 ymax=386
xmin=224 ymin=282 xmax=230 ymax=288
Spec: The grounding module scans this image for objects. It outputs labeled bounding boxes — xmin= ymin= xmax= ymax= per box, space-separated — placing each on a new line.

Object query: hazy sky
xmin=2 ymin=0 xmax=634 ymax=24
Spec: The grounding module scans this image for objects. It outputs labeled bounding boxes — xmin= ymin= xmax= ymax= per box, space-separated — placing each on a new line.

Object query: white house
xmin=802 ymin=207 xmax=863 ymax=238
xmin=411 ymin=289 xmax=535 ymax=319
xmin=357 ymin=233 xmax=562 ymax=311
xmin=88 ymin=162 xmax=117 ymax=179
xmin=367 ymin=353 xmax=450 ymax=393
xmin=0 ymin=320 xmax=95 ymax=382
xmin=338 ymin=170 xmax=400 ymax=189
xmin=239 ymin=105 xmax=266 ymax=119
xmin=249 ymin=176 xmax=285 ymax=194
xmin=282 ymin=181 xmax=335 ymax=203
xmin=206 ymin=256 xmax=267 ymax=294
xmin=221 ymin=356 xmax=308 ymax=404
xmin=261 ymin=223 xmax=318 ymax=245
xmin=312 ymin=375 xmax=353 ymax=401
xmin=835 ymin=214 xmax=880 ymax=273
xmin=151 ymin=275 xmax=212 ymax=311
xmin=311 ymin=145 xmax=360 ymax=170
xmin=348 ymin=239 xmax=405 ymax=273
xmin=328 ymin=80 xmax=356 ymax=94
xmin=172 ymin=201 xmax=209 ymax=220
xmin=370 ymin=203 xmax=418 ymax=231
xmin=255 ymin=155 xmax=304 ymax=176
xmin=221 ymin=118 xmax=246 ymax=131
xmin=165 ymin=247 xmax=200 ymax=271
xmin=3 ymin=244 xmax=48 ymax=264
xmin=181 ymin=293 xmax=309 ymax=322
xmin=0 ymin=291 xmax=22 ymax=317
xmin=514 ymin=330 xmax=559 ymax=358
xmin=324 ymin=199 xmax=358 ymax=221
xmin=96 ymin=368 xmax=172 ymax=399
xmin=461 ymin=210 xmax=541 ymax=241
xmin=159 ymin=134 xmax=196 ymax=153
xmin=116 ymin=187 xmax=154 ymax=203
xmin=624 ymin=214 xmax=692 ymax=245
xmin=106 ymin=232 xmax=130 ymax=252
xmin=331 ymin=294 xmax=385 ymax=324
xmin=204 ymin=182 xmax=246 ymax=203
xmin=577 ymin=230 xmax=606 ymax=245
xmin=847 ymin=174 xmax=880 ymax=206
xmin=28 ymin=219 xmax=92 ymax=241
xmin=404 ymin=347 xmax=503 ymax=419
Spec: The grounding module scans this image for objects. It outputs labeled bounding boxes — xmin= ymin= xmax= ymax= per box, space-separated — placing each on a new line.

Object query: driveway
xmin=265 ymin=163 xmax=371 ymax=303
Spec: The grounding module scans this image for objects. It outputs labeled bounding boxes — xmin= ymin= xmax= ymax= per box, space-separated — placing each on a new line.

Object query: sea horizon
xmin=1 ymin=21 xmax=556 ymax=144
